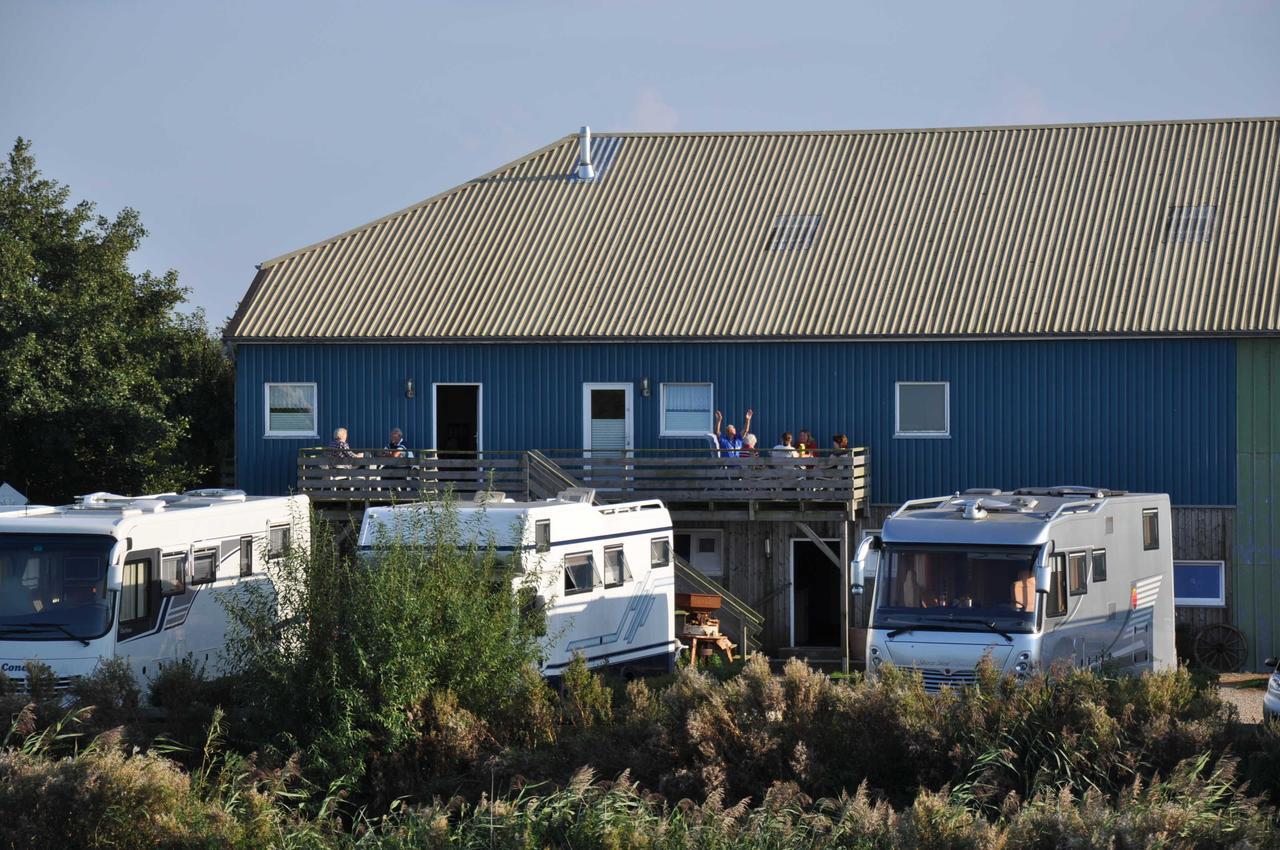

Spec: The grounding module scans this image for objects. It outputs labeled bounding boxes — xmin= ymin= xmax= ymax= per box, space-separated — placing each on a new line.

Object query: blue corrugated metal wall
xmin=235 ymin=339 xmax=1236 ymax=505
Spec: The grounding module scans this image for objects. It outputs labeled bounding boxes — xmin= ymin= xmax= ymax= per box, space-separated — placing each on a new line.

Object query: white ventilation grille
xmin=769 ymin=214 xmax=822 ymax=250
xmin=1165 ymin=204 xmax=1216 ymax=244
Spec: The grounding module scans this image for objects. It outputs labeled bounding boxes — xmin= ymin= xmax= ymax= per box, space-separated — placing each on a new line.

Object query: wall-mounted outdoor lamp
xmin=765 ymin=538 xmax=772 ymax=560
xmin=405 ymin=379 xmax=415 ymax=399
xmin=641 ymin=377 xmax=651 ymax=397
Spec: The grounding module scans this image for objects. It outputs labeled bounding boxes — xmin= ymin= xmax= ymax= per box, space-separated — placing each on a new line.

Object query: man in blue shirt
xmin=710 ymin=408 xmax=753 ymax=457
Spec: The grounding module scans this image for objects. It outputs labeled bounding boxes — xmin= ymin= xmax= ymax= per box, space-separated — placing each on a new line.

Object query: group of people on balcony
xmin=709 ymin=409 xmax=850 ymax=460
xmin=326 ymin=427 xmax=413 ymax=460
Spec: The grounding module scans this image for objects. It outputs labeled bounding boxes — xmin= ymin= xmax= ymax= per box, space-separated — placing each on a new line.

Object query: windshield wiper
xmin=0 ymin=622 xmax=91 ymax=647
xmin=943 ymin=617 xmax=1013 ymax=642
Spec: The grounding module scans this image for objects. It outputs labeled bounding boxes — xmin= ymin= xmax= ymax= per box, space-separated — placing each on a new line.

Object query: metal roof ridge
xmin=599 ymin=116 xmax=1278 ymax=138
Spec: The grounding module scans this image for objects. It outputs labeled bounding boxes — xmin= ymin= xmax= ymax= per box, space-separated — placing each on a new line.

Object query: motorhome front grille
xmin=912 ymin=668 xmax=978 ymax=693
xmin=5 ymin=674 xmax=79 ymax=697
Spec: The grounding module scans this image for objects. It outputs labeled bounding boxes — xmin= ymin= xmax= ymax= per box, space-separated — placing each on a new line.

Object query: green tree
xmin=0 ymin=137 xmax=233 ymax=503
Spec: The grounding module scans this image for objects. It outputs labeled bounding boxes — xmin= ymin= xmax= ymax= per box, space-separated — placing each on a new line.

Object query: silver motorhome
xmin=856 ymin=487 xmax=1176 ymax=690
xmin=0 ymin=490 xmax=308 ymax=696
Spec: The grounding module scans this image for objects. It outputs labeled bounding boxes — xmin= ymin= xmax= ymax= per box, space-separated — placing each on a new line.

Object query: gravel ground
xmin=1219 ymin=673 xmax=1267 ymax=725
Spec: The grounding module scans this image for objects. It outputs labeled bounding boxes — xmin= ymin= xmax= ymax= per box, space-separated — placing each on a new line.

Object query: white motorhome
xmin=0 ymin=490 xmax=308 ymax=696
xmin=856 ymin=487 xmax=1176 ymax=691
xmin=358 ymin=491 xmax=679 ymax=676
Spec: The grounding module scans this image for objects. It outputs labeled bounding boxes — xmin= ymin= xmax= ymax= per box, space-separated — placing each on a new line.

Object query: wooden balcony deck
xmin=297 ymin=448 xmax=869 ymax=520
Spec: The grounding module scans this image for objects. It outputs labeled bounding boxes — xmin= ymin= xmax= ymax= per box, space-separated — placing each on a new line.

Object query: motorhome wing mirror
xmin=852 ymin=534 xmax=881 ymax=595
xmin=1033 ymin=544 xmax=1050 ymax=594
xmin=1266 ymin=657 xmax=1279 ymax=670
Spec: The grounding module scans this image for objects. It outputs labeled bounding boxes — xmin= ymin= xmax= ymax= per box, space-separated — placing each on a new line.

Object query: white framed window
xmin=264 ymin=382 xmax=318 ymax=438
xmin=603 ymin=545 xmax=631 ymax=588
xmin=564 ymin=552 xmax=596 ymax=595
xmin=1174 ymin=560 xmax=1226 ymax=608
xmin=895 ymin=381 xmax=950 ymax=438
xmin=191 ymin=548 xmax=218 ymax=586
xmin=650 ymin=537 xmax=671 ymax=569
xmin=160 ymin=552 xmax=186 ymax=597
xmin=660 ymin=383 xmax=714 ymax=437
xmin=268 ymin=525 xmax=291 ymax=559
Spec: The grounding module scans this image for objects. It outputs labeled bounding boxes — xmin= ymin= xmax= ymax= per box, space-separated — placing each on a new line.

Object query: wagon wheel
xmin=1193 ymin=623 xmax=1247 ymax=673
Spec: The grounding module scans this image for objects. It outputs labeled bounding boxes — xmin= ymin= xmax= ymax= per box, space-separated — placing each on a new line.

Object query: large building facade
xmin=227 ymin=118 xmax=1280 ymax=667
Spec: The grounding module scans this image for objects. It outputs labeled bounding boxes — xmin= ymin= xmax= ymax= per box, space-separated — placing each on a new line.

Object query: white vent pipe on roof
xmin=575 ymin=125 xmax=596 ymax=180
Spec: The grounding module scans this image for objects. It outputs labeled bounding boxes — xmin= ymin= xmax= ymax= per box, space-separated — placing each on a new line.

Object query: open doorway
xmin=790 ymin=539 xmax=841 ymax=647
xmin=433 ymin=384 xmax=481 ymax=452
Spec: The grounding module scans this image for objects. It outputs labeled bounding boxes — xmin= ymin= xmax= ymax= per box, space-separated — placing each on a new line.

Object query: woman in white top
xmin=772 ymin=431 xmax=798 ymax=457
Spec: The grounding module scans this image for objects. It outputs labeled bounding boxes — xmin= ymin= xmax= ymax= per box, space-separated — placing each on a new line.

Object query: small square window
xmin=603 ymin=546 xmax=630 ymax=587
xmin=1092 ymin=549 xmax=1107 ymax=582
xmin=269 ymin=526 xmax=291 ymax=559
xmin=160 ymin=553 xmax=186 ymax=596
xmin=191 ymin=548 xmax=218 ymax=585
xmin=660 ymin=383 xmax=714 ymax=436
xmin=564 ymin=552 xmax=595 ymax=595
xmin=698 ymin=537 xmax=717 ymax=554
xmin=264 ymin=382 xmax=318 ymax=437
xmin=1173 ymin=560 xmax=1226 ymax=607
xmin=1068 ymin=552 xmax=1088 ymax=596
xmin=1165 ymin=205 xmax=1216 ymax=244
xmin=769 ymin=214 xmax=822 ymax=250
xmin=895 ymin=382 xmax=950 ymax=438
xmin=650 ymin=538 xmax=671 ymax=569
xmin=535 ymin=520 xmax=551 ymax=553
xmin=1142 ymin=508 xmax=1160 ymax=551
xmin=239 ymin=536 xmax=254 ymax=577
xmin=1047 ymin=554 xmax=1067 ymax=617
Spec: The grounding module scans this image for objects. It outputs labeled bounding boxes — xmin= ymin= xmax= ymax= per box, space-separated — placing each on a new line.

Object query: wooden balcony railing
xmin=297 ymin=448 xmax=869 ymax=510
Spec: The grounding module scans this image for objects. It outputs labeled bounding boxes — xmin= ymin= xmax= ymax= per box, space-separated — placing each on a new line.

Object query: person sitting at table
xmin=796 ymin=429 xmax=817 ymax=458
xmin=326 ymin=427 xmax=361 ymax=458
xmin=383 ymin=427 xmax=413 ymax=458
xmin=772 ymin=432 xmax=798 ymax=458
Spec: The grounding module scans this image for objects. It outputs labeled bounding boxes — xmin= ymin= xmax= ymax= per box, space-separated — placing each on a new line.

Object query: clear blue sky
xmin=3 ymin=0 xmax=1278 ymax=327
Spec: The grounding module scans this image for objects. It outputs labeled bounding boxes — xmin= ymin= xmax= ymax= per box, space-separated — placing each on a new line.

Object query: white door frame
xmin=581 ymin=382 xmax=634 ymax=453
xmin=431 ymin=382 xmax=483 ymax=451
xmin=789 ymin=536 xmax=839 ymax=647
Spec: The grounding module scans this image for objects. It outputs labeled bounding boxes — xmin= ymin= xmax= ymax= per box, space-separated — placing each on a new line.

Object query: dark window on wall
xmin=160 ymin=553 xmax=186 ymax=597
xmin=895 ymin=382 xmax=950 ymax=437
xmin=1092 ymin=549 xmax=1107 ymax=582
xmin=1068 ymin=552 xmax=1088 ymax=595
xmin=1047 ymin=554 xmax=1067 ymax=617
xmin=564 ymin=552 xmax=594 ymax=595
xmin=239 ymin=536 xmax=254 ymax=576
xmin=191 ymin=548 xmax=218 ymax=585
xmin=1142 ymin=509 xmax=1160 ymax=550
xmin=535 ymin=520 xmax=551 ymax=553
xmin=650 ymin=538 xmax=671 ymax=568
xmin=603 ymin=546 xmax=630 ymax=587
xmin=269 ymin=526 xmax=291 ymax=559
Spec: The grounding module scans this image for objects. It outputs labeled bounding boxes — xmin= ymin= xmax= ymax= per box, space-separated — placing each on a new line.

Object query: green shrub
xmin=221 ymin=501 xmax=547 ymax=793
xmin=70 ymin=656 xmax=142 ymax=738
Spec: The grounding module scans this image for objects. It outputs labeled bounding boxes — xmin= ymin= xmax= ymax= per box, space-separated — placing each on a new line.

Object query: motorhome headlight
xmin=1269 ymin=674 xmax=1280 ymax=695
xmin=869 ymin=646 xmax=879 ymax=657
xmin=1015 ymin=661 xmax=1029 ymax=673
xmin=1017 ymin=651 xmax=1031 ymax=662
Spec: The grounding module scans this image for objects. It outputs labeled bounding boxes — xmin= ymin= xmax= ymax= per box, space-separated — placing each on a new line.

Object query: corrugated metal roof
xmin=226 ymin=118 xmax=1280 ymax=341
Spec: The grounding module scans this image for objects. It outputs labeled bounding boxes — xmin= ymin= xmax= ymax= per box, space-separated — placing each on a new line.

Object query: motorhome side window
xmin=159 ymin=552 xmax=186 ymax=596
xmin=268 ymin=525 xmax=291 ymax=559
xmin=535 ymin=520 xmax=551 ymax=553
xmin=191 ymin=548 xmax=218 ymax=585
xmin=1067 ymin=552 xmax=1088 ymax=595
xmin=1142 ymin=508 xmax=1160 ymax=550
xmin=239 ymin=536 xmax=254 ymax=576
xmin=119 ymin=557 xmax=150 ymax=635
xmin=564 ymin=552 xmax=594 ymax=595
xmin=1047 ymin=554 xmax=1067 ymax=617
xmin=650 ymin=537 xmax=671 ymax=568
xmin=1092 ymin=549 xmax=1107 ymax=582
xmin=603 ymin=545 xmax=630 ymax=587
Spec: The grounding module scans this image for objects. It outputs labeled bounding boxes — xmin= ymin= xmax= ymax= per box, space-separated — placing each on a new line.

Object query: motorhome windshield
xmin=875 ymin=543 xmax=1038 ymax=633
xmin=0 ymin=534 xmax=115 ymax=642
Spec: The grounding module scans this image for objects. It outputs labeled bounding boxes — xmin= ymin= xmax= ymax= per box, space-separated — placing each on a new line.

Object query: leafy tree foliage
xmin=0 ymin=138 xmax=232 ymax=503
